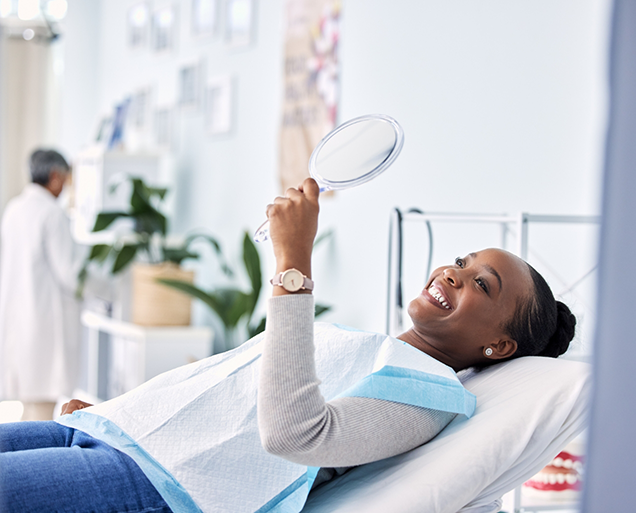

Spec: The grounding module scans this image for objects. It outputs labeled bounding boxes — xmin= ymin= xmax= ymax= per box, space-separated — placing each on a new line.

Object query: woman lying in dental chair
xmin=0 ymin=179 xmax=577 ymax=513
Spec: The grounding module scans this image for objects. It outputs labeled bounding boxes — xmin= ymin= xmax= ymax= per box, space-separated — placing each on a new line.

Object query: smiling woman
xmin=0 ymin=179 xmax=578 ymax=513
xmin=400 ymin=248 xmax=575 ymax=372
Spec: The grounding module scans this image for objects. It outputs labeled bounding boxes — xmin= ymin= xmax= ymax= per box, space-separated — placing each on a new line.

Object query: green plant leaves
xmin=130 ymin=178 xmax=167 ymax=211
xmin=88 ymin=244 xmax=112 ymax=263
xmin=313 ymin=228 xmax=334 ymax=249
xmin=135 ymin=211 xmax=167 ymax=236
xmin=242 ymin=232 xmax=262 ymax=318
xmin=162 ymin=248 xmax=199 ymax=265
xmin=315 ymin=303 xmax=331 ymax=317
xmin=158 ymin=280 xmax=252 ymax=329
xmin=248 ymin=316 xmax=267 ymax=338
xmin=218 ymin=288 xmax=254 ymax=328
xmin=157 ymin=279 xmax=217 ymax=308
xmin=92 ymin=212 xmax=130 ymax=232
xmin=112 ymin=244 xmax=140 ymax=273
xmin=183 ymin=234 xmax=233 ymax=276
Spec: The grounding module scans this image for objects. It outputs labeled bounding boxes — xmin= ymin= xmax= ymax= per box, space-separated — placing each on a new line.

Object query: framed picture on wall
xmin=225 ymin=0 xmax=254 ymax=47
xmin=152 ymin=4 xmax=177 ymax=52
xmin=205 ymin=75 xmax=233 ymax=134
xmin=128 ymin=2 xmax=150 ymax=48
xmin=131 ymin=87 xmax=153 ymax=130
xmin=154 ymin=106 xmax=175 ymax=149
xmin=192 ymin=0 xmax=218 ymax=38
xmin=178 ymin=60 xmax=204 ymax=109
xmin=125 ymin=87 xmax=155 ymax=151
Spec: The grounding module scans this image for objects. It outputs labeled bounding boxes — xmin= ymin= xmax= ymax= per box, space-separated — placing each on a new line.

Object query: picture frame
xmin=125 ymin=87 xmax=155 ymax=151
xmin=192 ymin=0 xmax=218 ymax=38
xmin=130 ymin=87 xmax=153 ymax=130
xmin=225 ymin=0 xmax=254 ymax=47
xmin=154 ymin=106 xmax=175 ymax=149
xmin=152 ymin=4 xmax=177 ymax=53
xmin=205 ymin=75 xmax=233 ymax=134
xmin=127 ymin=2 xmax=150 ymax=48
xmin=178 ymin=59 xmax=204 ymax=109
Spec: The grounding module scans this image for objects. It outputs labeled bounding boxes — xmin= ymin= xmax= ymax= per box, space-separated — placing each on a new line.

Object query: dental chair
xmin=302 ymin=353 xmax=590 ymax=513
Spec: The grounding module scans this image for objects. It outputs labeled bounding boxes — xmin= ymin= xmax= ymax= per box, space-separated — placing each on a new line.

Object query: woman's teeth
xmin=428 ymin=285 xmax=450 ymax=309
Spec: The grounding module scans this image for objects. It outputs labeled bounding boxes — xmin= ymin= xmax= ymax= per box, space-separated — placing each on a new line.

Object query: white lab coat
xmin=0 ymin=183 xmax=81 ymax=402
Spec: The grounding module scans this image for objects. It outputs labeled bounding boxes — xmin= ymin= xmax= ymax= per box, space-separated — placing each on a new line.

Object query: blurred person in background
xmin=0 ymin=149 xmax=82 ymax=421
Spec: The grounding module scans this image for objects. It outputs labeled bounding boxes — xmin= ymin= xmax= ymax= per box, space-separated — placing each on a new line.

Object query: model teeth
xmin=428 ymin=285 xmax=450 ymax=309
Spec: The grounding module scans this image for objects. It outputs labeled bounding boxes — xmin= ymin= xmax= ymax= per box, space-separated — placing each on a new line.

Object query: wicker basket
xmin=131 ymin=262 xmax=194 ymax=326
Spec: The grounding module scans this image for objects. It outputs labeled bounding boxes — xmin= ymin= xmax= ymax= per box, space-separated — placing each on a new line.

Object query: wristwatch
xmin=270 ymin=269 xmax=314 ymax=292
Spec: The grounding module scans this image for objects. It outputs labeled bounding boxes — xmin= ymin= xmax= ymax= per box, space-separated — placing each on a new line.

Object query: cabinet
xmin=81 ymin=310 xmax=213 ymax=399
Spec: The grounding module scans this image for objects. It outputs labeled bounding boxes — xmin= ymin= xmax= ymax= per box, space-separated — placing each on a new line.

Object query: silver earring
xmin=485 ymin=348 xmax=493 ymax=357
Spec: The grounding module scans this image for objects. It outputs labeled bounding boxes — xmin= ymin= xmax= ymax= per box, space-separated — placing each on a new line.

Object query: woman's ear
xmin=488 ymin=338 xmax=518 ymax=360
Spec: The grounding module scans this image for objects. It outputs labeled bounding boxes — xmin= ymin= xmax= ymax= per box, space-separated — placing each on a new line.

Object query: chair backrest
xmin=302 ymin=356 xmax=591 ymax=513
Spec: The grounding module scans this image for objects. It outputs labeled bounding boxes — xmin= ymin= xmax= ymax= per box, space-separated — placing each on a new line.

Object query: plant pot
xmin=132 ymin=262 xmax=194 ymax=326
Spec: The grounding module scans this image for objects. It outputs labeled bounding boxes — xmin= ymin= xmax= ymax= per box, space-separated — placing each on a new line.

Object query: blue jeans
xmin=0 ymin=421 xmax=173 ymax=513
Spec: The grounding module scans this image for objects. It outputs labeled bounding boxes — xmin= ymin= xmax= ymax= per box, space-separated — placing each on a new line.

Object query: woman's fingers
xmin=267 ymin=179 xmax=318 ymax=218
xmin=299 ymin=178 xmax=320 ymax=201
xmin=60 ymin=399 xmax=93 ymax=416
xmin=285 ymin=187 xmax=303 ymax=199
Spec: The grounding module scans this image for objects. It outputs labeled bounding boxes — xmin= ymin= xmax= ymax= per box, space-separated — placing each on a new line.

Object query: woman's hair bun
xmin=538 ymin=301 xmax=576 ymax=358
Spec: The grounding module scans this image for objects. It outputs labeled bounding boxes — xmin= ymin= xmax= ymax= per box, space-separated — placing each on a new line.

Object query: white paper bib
xmin=58 ymin=323 xmax=475 ymax=513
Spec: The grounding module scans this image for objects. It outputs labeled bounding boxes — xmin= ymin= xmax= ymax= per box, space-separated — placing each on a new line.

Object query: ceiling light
xmin=46 ymin=0 xmax=67 ymax=20
xmin=17 ymin=0 xmax=39 ymax=20
xmin=0 ymin=0 xmax=13 ymax=18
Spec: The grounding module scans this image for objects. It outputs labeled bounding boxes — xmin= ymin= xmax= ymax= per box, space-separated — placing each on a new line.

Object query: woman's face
xmin=405 ymin=248 xmax=533 ymax=370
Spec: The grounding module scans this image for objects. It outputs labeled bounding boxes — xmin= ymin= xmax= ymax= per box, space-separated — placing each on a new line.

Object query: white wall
xmin=59 ymin=0 xmax=611 ymax=342
xmin=59 ymin=0 xmax=101 ymax=159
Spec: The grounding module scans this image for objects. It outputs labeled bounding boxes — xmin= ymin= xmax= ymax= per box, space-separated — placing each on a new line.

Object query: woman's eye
xmin=475 ymin=278 xmax=489 ymax=293
xmin=454 ymin=257 xmax=465 ymax=268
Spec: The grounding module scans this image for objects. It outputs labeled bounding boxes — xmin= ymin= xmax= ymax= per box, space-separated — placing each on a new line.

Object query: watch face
xmin=281 ymin=269 xmax=303 ymax=292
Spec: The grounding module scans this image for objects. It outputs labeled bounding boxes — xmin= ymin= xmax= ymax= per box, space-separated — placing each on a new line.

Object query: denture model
xmin=523 ymin=435 xmax=585 ymax=502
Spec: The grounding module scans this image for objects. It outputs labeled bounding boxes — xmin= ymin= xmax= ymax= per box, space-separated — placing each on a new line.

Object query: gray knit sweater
xmin=257 ymin=295 xmax=455 ymax=488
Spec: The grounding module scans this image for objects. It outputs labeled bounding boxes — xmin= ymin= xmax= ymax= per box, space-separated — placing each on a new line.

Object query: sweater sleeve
xmin=257 ymin=295 xmax=455 ymax=468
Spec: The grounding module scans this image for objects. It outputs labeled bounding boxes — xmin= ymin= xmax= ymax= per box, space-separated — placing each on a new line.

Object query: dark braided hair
xmin=502 ymin=263 xmax=576 ymax=359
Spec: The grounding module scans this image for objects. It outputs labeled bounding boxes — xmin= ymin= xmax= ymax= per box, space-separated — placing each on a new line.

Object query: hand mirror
xmin=254 ymin=114 xmax=405 ymax=242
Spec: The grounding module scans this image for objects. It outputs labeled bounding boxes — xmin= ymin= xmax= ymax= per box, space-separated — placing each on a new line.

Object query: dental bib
xmin=57 ymin=323 xmax=476 ymax=513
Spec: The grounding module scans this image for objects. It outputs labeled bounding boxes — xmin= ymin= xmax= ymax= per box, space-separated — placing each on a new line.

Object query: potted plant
xmin=160 ymin=231 xmax=332 ymax=352
xmin=78 ymin=176 xmax=229 ymax=326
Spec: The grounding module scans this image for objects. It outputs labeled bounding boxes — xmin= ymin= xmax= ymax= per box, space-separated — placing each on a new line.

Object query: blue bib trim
xmin=255 ymin=474 xmax=309 ymax=513
xmin=337 ymin=365 xmax=476 ymax=418
xmin=261 ymin=365 xmax=475 ymax=512
xmin=56 ymin=411 xmax=202 ymax=513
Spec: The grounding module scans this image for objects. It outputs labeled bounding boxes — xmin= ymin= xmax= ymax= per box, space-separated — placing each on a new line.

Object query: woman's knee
xmin=0 ymin=421 xmax=72 ymax=453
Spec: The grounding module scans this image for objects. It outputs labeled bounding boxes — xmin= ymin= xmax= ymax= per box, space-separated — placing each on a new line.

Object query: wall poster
xmin=279 ymin=0 xmax=340 ymax=192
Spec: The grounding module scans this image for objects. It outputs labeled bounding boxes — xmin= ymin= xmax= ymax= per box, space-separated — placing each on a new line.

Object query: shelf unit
xmin=72 ymin=145 xmax=163 ymax=245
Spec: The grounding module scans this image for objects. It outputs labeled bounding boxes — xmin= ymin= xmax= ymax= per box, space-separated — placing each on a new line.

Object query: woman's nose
xmin=443 ymin=267 xmax=462 ymax=287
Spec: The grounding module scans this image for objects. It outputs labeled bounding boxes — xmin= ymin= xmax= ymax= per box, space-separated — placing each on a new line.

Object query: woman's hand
xmin=266 ymin=178 xmax=320 ymax=294
xmin=60 ymin=399 xmax=93 ymax=416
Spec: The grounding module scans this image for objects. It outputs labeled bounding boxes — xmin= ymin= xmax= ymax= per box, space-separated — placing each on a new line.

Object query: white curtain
xmin=0 ymin=30 xmax=59 ymax=213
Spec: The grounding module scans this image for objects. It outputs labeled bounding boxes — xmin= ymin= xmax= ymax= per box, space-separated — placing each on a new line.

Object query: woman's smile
xmin=422 ymin=282 xmax=453 ymax=311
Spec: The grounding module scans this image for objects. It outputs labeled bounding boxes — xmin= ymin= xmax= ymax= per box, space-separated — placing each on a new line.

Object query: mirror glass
xmin=254 ymin=114 xmax=404 ymax=242
xmin=310 ymin=115 xmax=403 ymax=189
